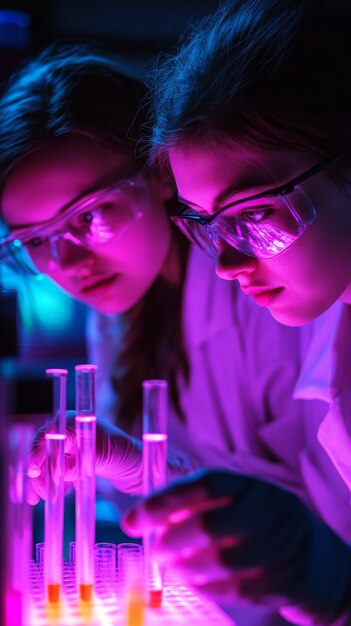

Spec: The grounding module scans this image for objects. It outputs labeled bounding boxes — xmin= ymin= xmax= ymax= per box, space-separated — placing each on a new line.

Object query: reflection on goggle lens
xmin=172 ymin=185 xmax=316 ymax=259
xmin=0 ymin=173 xmax=150 ymax=274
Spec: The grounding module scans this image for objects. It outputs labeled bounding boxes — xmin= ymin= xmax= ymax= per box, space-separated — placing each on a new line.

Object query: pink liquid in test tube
xmin=44 ymin=368 xmax=67 ymax=604
xmin=75 ymin=364 xmax=97 ymax=603
xmin=142 ymin=380 xmax=168 ymax=608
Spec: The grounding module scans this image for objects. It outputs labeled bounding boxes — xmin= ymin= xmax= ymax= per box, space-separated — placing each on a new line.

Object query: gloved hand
xmin=27 ymin=412 xmax=196 ymax=505
xmin=121 ymin=469 xmax=351 ymax=625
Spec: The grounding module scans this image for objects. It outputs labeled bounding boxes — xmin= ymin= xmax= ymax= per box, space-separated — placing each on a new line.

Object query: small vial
xmin=35 ymin=542 xmax=45 ymax=566
xmin=69 ymin=541 xmax=76 ymax=564
xmin=117 ymin=543 xmax=145 ymax=624
xmin=94 ymin=544 xmax=116 ymax=594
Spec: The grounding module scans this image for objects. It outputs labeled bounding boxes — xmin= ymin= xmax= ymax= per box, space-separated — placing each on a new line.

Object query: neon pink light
xmin=75 ymin=415 xmax=97 ymax=423
xmin=142 ymin=433 xmax=167 ymax=442
xmin=45 ymin=368 xmax=68 ymax=376
xmin=74 ymin=364 xmax=97 ymax=372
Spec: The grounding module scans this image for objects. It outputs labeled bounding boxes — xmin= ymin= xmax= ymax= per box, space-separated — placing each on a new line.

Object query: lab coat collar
xmin=293 ymin=301 xmax=348 ymax=404
xmin=182 ymin=245 xmax=238 ymax=347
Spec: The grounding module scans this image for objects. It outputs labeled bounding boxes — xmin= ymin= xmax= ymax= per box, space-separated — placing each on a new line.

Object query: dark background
xmin=0 ymin=0 xmax=221 ymax=78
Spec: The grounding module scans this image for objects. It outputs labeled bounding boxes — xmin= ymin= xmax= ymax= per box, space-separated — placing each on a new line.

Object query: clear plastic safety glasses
xmin=0 ymin=171 xmax=150 ymax=274
xmin=171 ymin=157 xmax=337 ymax=259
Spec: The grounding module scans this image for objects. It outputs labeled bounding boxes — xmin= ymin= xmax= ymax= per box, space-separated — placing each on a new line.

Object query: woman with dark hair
xmin=122 ymin=1 xmax=351 ymax=624
xmin=0 ymin=39 xmax=309 ymax=626
xmin=3 ymin=36 xmax=351 ymax=625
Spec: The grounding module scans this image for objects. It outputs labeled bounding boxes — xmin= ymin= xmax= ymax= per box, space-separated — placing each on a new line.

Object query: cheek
xmin=119 ymin=205 xmax=171 ymax=266
xmin=43 ymin=271 xmax=79 ymax=299
xmin=269 ymin=220 xmax=328 ymax=284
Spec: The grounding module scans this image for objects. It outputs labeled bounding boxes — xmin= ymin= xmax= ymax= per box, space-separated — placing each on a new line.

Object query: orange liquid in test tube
xmin=75 ymin=365 xmax=97 ymax=604
xmin=142 ymin=380 xmax=168 ymax=608
xmin=44 ymin=369 xmax=68 ymax=605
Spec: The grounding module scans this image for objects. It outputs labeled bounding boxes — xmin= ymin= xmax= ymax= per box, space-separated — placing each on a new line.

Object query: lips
xmin=241 ymin=286 xmax=284 ymax=307
xmin=80 ymin=273 xmax=118 ymax=294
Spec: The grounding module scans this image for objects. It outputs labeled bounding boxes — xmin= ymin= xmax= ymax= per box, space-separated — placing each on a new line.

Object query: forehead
xmin=2 ymin=133 xmax=135 ymax=226
xmin=168 ymin=139 xmax=313 ymax=204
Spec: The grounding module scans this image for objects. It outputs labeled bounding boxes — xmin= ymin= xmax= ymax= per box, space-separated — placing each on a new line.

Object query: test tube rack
xmin=29 ymin=560 xmax=234 ymax=625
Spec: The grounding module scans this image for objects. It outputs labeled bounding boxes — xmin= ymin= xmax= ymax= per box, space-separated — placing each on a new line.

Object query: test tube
xmin=94 ymin=543 xmax=117 ymax=595
xmin=117 ymin=543 xmax=144 ymax=626
xmin=44 ymin=368 xmax=67 ymax=604
xmin=75 ymin=364 xmax=97 ymax=603
xmin=35 ymin=542 xmax=45 ymax=582
xmin=69 ymin=541 xmax=76 ymax=564
xmin=142 ymin=380 xmax=168 ymax=608
xmin=7 ymin=422 xmax=34 ymax=626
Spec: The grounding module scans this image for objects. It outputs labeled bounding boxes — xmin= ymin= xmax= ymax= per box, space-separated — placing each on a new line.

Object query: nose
xmin=215 ymin=239 xmax=257 ymax=281
xmin=49 ymin=236 xmax=95 ymax=275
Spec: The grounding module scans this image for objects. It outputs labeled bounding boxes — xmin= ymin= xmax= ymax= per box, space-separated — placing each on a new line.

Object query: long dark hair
xmin=0 ymin=41 xmax=189 ymax=429
xmin=149 ymin=0 xmax=351 ymax=176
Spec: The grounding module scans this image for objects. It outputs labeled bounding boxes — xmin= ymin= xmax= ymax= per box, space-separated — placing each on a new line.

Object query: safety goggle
xmin=171 ymin=157 xmax=337 ymax=259
xmin=0 ymin=171 xmax=150 ymax=274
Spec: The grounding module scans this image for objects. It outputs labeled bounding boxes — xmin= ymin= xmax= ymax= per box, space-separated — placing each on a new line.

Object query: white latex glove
xmin=27 ymin=412 xmax=197 ymax=505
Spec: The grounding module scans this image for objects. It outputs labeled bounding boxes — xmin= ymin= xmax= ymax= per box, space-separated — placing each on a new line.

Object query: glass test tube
xmin=75 ymin=364 xmax=97 ymax=603
xmin=44 ymin=368 xmax=67 ymax=604
xmin=142 ymin=380 xmax=168 ymax=608
xmin=94 ymin=543 xmax=116 ymax=594
xmin=117 ymin=543 xmax=144 ymax=626
xmin=7 ymin=423 xmax=34 ymax=626
xmin=69 ymin=541 xmax=76 ymax=564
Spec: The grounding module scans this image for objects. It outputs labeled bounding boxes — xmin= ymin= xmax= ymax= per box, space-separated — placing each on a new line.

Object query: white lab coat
xmin=87 ymin=245 xmax=351 ymax=625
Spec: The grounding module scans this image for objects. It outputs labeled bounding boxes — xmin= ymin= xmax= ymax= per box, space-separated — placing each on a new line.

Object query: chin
xmin=91 ymin=297 xmax=128 ymax=315
xmin=268 ymin=305 xmax=316 ymax=327
xmin=92 ymin=290 xmax=147 ymax=315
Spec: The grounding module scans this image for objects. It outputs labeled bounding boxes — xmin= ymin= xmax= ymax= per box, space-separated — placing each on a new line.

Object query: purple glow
xmin=75 ymin=415 xmax=97 ymax=424
xmin=75 ymin=364 xmax=98 ymax=372
xmin=45 ymin=368 xmax=68 ymax=376
xmin=44 ymin=433 xmax=65 ymax=441
xmin=75 ymin=412 xmax=96 ymax=600
xmin=142 ymin=433 xmax=167 ymax=443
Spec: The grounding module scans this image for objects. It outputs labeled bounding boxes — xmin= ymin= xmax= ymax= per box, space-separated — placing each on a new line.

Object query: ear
xmin=150 ymin=168 xmax=176 ymax=201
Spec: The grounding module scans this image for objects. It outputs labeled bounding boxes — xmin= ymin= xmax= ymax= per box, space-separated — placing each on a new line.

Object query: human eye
xmin=75 ymin=196 xmax=117 ymax=224
xmin=224 ymin=195 xmax=276 ymax=223
xmin=74 ymin=204 xmax=108 ymax=229
xmin=77 ymin=210 xmax=94 ymax=225
xmin=239 ymin=206 xmax=275 ymax=223
xmin=25 ymin=235 xmax=47 ymax=248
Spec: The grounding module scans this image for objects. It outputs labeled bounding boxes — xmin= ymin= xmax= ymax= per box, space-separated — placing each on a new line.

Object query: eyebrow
xmin=177 ymin=171 xmax=273 ymax=211
xmin=6 ymin=177 xmax=118 ymax=232
xmin=6 ymin=168 xmax=135 ymax=232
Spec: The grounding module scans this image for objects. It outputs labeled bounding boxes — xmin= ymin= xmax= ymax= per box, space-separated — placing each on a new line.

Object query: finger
xmin=172 ymin=545 xmax=232 ymax=586
xmin=156 ymin=514 xmax=211 ymax=562
xmin=30 ymin=474 xmax=46 ymax=501
xmin=155 ymin=511 xmax=241 ymax=563
xmin=64 ymin=454 xmax=78 ymax=481
xmin=191 ymin=567 xmax=265 ymax=605
xmin=28 ymin=432 xmax=46 ymax=477
xmin=28 ymin=411 xmax=76 ymax=470
xmin=122 ymin=470 xmax=237 ymax=535
xmin=26 ymin=480 xmax=41 ymax=505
